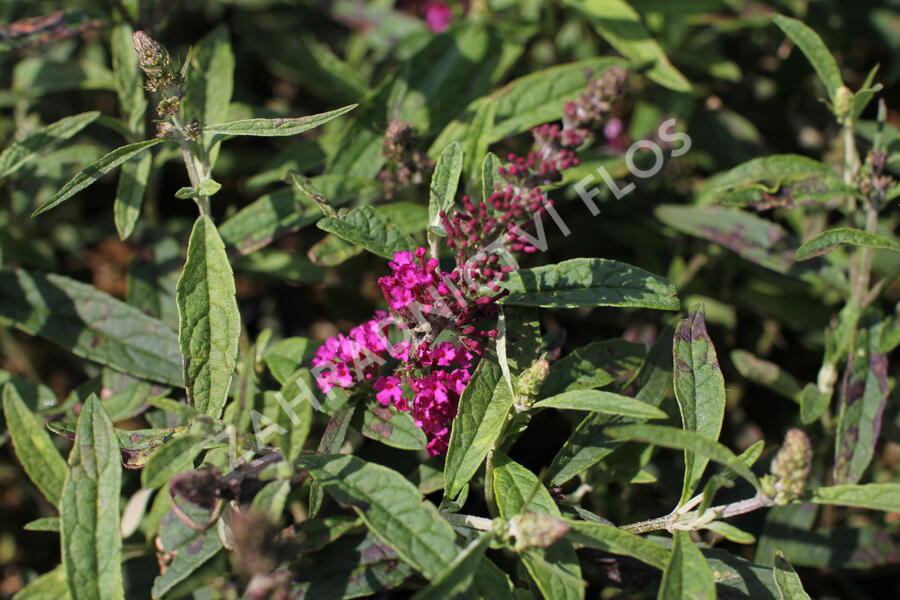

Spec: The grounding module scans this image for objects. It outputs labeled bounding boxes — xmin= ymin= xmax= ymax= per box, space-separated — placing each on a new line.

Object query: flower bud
xmin=156 ymin=96 xmax=181 ymax=118
xmin=833 ymin=86 xmax=853 ymax=123
xmin=515 ymin=358 xmax=550 ymax=409
xmin=509 ymin=511 xmax=570 ymax=552
xmin=133 ymin=31 xmax=179 ymax=93
xmin=761 ymin=428 xmax=812 ymax=505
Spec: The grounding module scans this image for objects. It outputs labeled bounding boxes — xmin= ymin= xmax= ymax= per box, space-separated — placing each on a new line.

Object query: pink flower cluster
xmin=311 ymin=311 xmax=409 ymax=394
xmin=375 ymin=340 xmax=473 ymax=455
xmin=377 ymin=247 xmax=504 ymax=353
xmin=498 ymin=124 xmax=586 ymax=189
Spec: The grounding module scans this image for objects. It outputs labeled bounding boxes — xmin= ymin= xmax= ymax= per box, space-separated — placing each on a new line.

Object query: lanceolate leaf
xmin=296 ymin=453 xmax=460 ymax=579
xmin=60 ymin=396 xmax=124 ymax=600
xmin=810 ymin=483 xmax=900 ymax=512
xmin=316 ymin=205 xmax=417 ymax=259
xmin=492 ymin=454 xmax=583 ymax=600
xmin=113 ymin=150 xmax=152 ymax=240
xmin=606 ymin=424 xmax=760 ymax=490
xmin=833 ymin=316 xmax=890 ymax=484
xmin=795 ymin=228 xmax=900 ymax=261
xmin=565 ymin=0 xmax=691 ymax=92
xmin=542 ymin=339 xmax=644 ymax=396
xmin=361 ymin=403 xmax=427 ymax=451
xmin=774 ymin=553 xmax=812 ymax=600
xmin=183 ymin=24 xmax=234 ymax=160
xmin=152 ymin=501 xmax=223 ymax=598
xmin=673 ymin=307 xmax=726 ymax=503
xmin=177 ymin=216 xmax=241 ymax=419
xmin=482 ymin=152 xmax=503 ymax=202
xmin=533 ymin=390 xmax=667 ymax=420
xmin=0 ymin=270 xmax=181 ymax=385
xmin=503 ymin=258 xmax=680 ymax=310
xmin=429 ymin=141 xmax=464 ymax=226
xmin=140 ymin=435 xmax=204 ymax=490
xmin=772 ymin=15 xmax=843 ymax=103
xmin=205 ymin=104 xmax=357 ymax=136
xmin=566 ymin=520 xmax=669 ymax=569
xmin=697 ymin=154 xmax=840 ymax=205
xmin=410 ymin=532 xmax=493 ymax=600
xmin=658 ymin=530 xmax=715 ymax=600
xmin=0 ymin=111 xmax=100 ymax=181
xmin=444 ymin=359 xmax=508 ymax=499
xmin=32 ymin=138 xmax=168 ymax=216
xmin=11 ymin=565 xmax=70 ymax=600
xmin=3 ymin=384 xmax=66 ymax=506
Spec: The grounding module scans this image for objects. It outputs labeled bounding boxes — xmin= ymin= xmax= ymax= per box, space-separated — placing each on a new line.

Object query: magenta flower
xmin=423 ymin=1 xmax=453 ymax=33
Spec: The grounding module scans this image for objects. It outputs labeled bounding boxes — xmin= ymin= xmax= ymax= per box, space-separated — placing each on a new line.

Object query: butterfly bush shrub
xmin=0 ymin=2 xmax=898 ymax=599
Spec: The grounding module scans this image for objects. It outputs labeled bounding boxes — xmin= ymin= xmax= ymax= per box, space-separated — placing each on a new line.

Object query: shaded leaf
xmin=361 ymin=403 xmax=427 ymax=451
xmin=565 ymin=0 xmax=691 ymax=92
xmin=0 ymin=111 xmax=100 ymax=181
xmin=429 ymin=141 xmax=464 ymax=226
xmin=773 ymin=553 xmax=812 ymax=600
xmin=0 ymin=270 xmax=181 ymax=385
xmin=2 ymin=384 xmax=66 ymax=505
xmin=658 ymin=530 xmax=715 ymax=600
xmin=810 ymin=483 xmax=900 ymax=512
xmin=411 ymin=532 xmax=492 ymax=600
xmin=606 ymin=424 xmax=760 ymax=490
xmin=32 ymin=138 xmax=168 ymax=216
xmin=263 ymin=337 xmax=322 ymax=385
xmin=110 ymin=23 xmax=146 ymax=134
xmin=113 ymin=151 xmax=152 ymax=240
xmin=566 ymin=520 xmax=669 ymax=569
xmin=183 ymin=25 xmax=234 ymax=161
xmin=503 ymin=258 xmax=680 ymax=310
xmin=11 ymin=566 xmax=70 ymax=600
xmin=152 ymin=501 xmax=223 ymax=597
xmin=140 ymin=435 xmax=204 ymax=489
xmin=697 ymin=154 xmax=841 ymax=205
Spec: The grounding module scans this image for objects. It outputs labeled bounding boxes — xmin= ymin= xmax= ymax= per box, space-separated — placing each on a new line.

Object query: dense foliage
xmin=1 ymin=1 xmax=898 ymax=599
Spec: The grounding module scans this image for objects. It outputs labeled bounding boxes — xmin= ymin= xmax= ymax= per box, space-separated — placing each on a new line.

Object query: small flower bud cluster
xmin=378 ymin=120 xmax=434 ymax=198
xmin=509 ymin=511 xmax=571 ymax=552
xmin=133 ymin=31 xmax=180 ymax=93
xmin=563 ymin=66 xmax=629 ymax=130
xmin=761 ymin=428 xmax=813 ymax=505
xmin=857 ymin=150 xmax=896 ymax=205
xmin=515 ymin=358 xmax=550 ymax=409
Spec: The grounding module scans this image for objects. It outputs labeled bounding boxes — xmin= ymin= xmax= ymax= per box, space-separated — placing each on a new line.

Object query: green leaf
xmin=183 ymin=24 xmax=234 ymax=161
xmin=32 ymin=138 xmax=168 ymax=216
xmin=488 ymin=58 xmax=627 ymax=142
xmin=296 ymin=453 xmax=460 ymax=579
xmin=697 ymin=154 xmax=840 ymax=205
xmin=482 ymin=152 xmax=503 ymax=203
xmin=774 ymin=553 xmax=812 ymax=600
xmin=656 ymin=205 xmax=807 ymax=276
xmin=140 ymin=435 xmax=204 ymax=490
xmin=606 ymin=423 xmax=760 ymax=490
xmin=428 ymin=141 xmax=464 ymax=227
xmin=309 ymin=403 xmax=356 ymax=518
xmin=2 ymin=384 xmax=66 ymax=506
xmin=411 ymin=532 xmax=493 ymax=600
xmin=566 ymin=520 xmax=669 ymax=569
xmin=110 ymin=23 xmax=147 ymax=134
xmin=0 ymin=111 xmax=100 ymax=181
xmin=0 ymin=270 xmax=181 ymax=385
xmin=543 ymin=329 xmax=671 ymax=485
xmin=658 ymin=530 xmax=715 ymax=600
xmin=810 ymin=483 xmax=900 ymax=512
xmin=60 ymin=396 xmax=124 ymax=600
xmin=205 ymin=104 xmax=357 ymax=137
xmin=177 ymin=216 xmax=241 ymax=419
xmin=795 ymin=227 xmax=900 ymax=261
xmin=702 ymin=521 xmax=756 ymax=544
xmin=152 ymin=502 xmax=223 ymax=598
xmin=273 ymin=370 xmax=314 ymax=462
xmin=174 ymin=179 xmax=223 ymax=200
xmin=361 ymin=403 xmax=427 ymax=451
xmin=444 ymin=359 xmax=508 ymax=499
xmin=543 ymin=339 xmax=644 ymax=396
xmin=565 ymin=0 xmax=691 ymax=92
xmin=463 ymin=100 xmax=497 ymax=188
xmin=730 ymin=350 xmax=802 ymax=401
xmin=317 ymin=205 xmax=417 ymax=259
xmin=673 ymin=307 xmax=726 ymax=503
xmin=492 ymin=454 xmax=583 ymax=600
xmin=24 ymin=516 xmax=60 ymax=531
xmin=113 ymin=151 xmax=151 ymax=240
xmin=503 ymin=258 xmax=680 ymax=310
xmin=12 ymin=565 xmax=70 ymax=600
xmin=263 ymin=337 xmax=322 ymax=385
xmin=772 ymin=14 xmax=843 ymax=103
xmin=833 ymin=315 xmax=890 ymax=484
xmin=533 ymin=390 xmax=667 ymax=419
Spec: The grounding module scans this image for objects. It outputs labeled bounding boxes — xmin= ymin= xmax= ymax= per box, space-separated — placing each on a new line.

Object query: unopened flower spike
xmin=760 ymin=428 xmax=813 ymax=505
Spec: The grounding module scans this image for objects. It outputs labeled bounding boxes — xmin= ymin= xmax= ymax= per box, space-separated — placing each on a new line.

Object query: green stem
xmin=621 ymin=494 xmax=773 ymax=535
